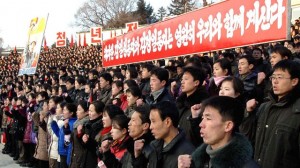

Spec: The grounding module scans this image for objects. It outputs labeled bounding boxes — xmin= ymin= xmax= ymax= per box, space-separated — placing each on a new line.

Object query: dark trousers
xmin=24 ymin=143 xmax=36 ymax=164
xmin=3 ymin=128 xmax=11 ymax=152
xmin=35 ymin=159 xmax=49 ymax=168
xmin=59 ymin=155 xmax=68 ymax=168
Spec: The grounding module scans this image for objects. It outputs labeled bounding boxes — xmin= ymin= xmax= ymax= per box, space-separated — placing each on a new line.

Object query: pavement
xmin=0 ymin=143 xmax=20 ymax=168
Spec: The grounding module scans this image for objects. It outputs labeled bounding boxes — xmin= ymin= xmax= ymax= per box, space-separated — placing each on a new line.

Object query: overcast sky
xmin=0 ymin=0 xmax=171 ymax=48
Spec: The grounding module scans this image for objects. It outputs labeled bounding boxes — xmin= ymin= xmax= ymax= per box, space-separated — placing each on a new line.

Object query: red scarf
xmin=101 ymin=126 xmax=112 ymax=135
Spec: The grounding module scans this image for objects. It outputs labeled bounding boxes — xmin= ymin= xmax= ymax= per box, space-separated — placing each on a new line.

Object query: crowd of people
xmin=0 ymin=18 xmax=300 ymax=168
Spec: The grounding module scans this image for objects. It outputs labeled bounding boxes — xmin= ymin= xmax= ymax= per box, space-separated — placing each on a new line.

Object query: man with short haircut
xmin=135 ymin=101 xmax=195 ymax=168
xmin=122 ymin=106 xmax=154 ymax=168
xmin=178 ymin=96 xmax=257 ymax=168
xmin=64 ymin=77 xmax=76 ymax=103
xmin=176 ymin=66 xmax=209 ymax=146
xmin=145 ymin=67 xmax=174 ymax=105
xmin=140 ymin=63 xmax=155 ymax=97
xmin=98 ymin=72 xmax=112 ymax=105
xmin=252 ymin=47 xmax=271 ymax=75
xmin=236 ymin=55 xmax=259 ymax=101
xmin=248 ymin=60 xmax=300 ymax=167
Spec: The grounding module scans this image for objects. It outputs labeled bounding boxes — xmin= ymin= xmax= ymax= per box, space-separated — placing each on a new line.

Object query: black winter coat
xmin=82 ymin=116 xmax=103 ymax=168
xmin=145 ymin=88 xmax=174 ymax=105
xmin=192 ymin=133 xmax=258 ymax=168
xmin=176 ymin=87 xmax=209 ymax=147
xmin=139 ymin=129 xmax=195 ymax=168
xmin=254 ymin=92 xmax=300 ymax=168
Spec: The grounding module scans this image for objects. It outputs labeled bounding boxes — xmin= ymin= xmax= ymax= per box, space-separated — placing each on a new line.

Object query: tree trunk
xmin=203 ymin=0 xmax=208 ymax=7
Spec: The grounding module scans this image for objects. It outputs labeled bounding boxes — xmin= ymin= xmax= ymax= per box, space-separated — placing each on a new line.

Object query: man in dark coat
xmin=135 ymin=101 xmax=195 ymax=168
xmin=139 ymin=63 xmax=155 ymax=98
xmin=248 ymin=60 xmax=300 ymax=168
xmin=176 ymin=66 xmax=209 ymax=147
xmin=64 ymin=77 xmax=76 ymax=103
xmin=145 ymin=67 xmax=174 ymax=105
xmin=178 ymin=96 xmax=258 ymax=168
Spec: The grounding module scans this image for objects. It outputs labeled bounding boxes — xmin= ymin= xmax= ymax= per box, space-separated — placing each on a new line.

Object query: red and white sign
xmin=102 ymin=0 xmax=290 ymax=67
xmin=90 ymin=27 xmax=102 ymax=44
xmin=56 ymin=31 xmax=66 ymax=47
xmin=126 ymin=22 xmax=139 ymax=33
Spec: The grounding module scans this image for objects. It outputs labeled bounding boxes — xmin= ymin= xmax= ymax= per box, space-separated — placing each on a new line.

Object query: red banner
xmin=56 ymin=31 xmax=66 ymax=47
xmin=102 ymin=0 xmax=290 ymax=67
xmin=126 ymin=21 xmax=139 ymax=33
xmin=90 ymin=27 xmax=102 ymax=44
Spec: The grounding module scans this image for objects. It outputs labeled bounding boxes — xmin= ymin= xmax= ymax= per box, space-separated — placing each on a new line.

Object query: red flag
xmin=14 ymin=46 xmax=17 ymax=53
xmin=44 ymin=38 xmax=48 ymax=51
xmin=110 ymin=31 xmax=113 ymax=38
xmin=114 ymin=30 xmax=117 ymax=37
xmin=78 ymin=34 xmax=81 ymax=47
xmin=70 ymin=35 xmax=74 ymax=48
xmin=83 ymin=33 xmax=87 ymax=47
xmin=88 ymin=92 xmax=93 ymax=103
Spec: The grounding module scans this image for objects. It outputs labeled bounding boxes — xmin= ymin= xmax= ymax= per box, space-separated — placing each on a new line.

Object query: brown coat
xmin=34 ymin=111 xmax=49 ymax=161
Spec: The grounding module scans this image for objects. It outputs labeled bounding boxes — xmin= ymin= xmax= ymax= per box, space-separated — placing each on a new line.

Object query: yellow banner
xmin=18 ymin=15 xmax=48 ymax=75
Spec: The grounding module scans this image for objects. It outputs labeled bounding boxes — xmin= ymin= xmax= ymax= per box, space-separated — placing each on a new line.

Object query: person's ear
xmin=122 ymin=128 xmax=127 ymax=135
xmin=165 ymin=117 xmax=172 ymax=127
xmin=292 ymin=78 xmax=299 ymax=87
xmin=161 ymin=80 xmax=167 ymax=86
xmin=249 ymin=64 xmax=254 ymax=70
xmin=142 ymin=122 xmax=150 ymax=130
xmin=194 ymin=80 xmax=200 ymax=87
xmin=224 ymin=121 xmax=234 ymax=133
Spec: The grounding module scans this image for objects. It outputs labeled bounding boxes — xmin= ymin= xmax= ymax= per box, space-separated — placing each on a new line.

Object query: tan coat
xmin=34 ymin=111 xmax=49 ymax=161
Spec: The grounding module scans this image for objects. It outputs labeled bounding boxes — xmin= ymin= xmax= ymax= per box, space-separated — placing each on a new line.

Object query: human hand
xmin=178 ymin=155 xmax=192 ymax=168
xmin=191 ymin=104 xmax=202 ymax=118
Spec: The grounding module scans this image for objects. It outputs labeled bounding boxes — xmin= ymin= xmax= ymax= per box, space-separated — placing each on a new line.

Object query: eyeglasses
xmin=269 ymin=76 xmax=291 ymax=81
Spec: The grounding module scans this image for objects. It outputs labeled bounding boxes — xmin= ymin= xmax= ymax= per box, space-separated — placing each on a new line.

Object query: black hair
xmin=113 ymin=72 xmax=124 ymax=81
xmin=91 ymin=100 xmax=105 ymax=114
xmin=271 ymin=46 xmax=292 ymax=59
xmin=182 ymin=66 xmax=206 ymax=87
xmin=214 ymin=58 xmax=232 ymax=76
xmin=112 ymin=80 xmax=123 ymax=89
xmin=239 ymin=55 xmax=255 ymax=66
xmin=59 ymin=85 xmax=67 ymax=93
xmin=28 ymin=92 xmax=36 ymax=99
xmin=222 ymin=52 xmax=235 ymax=61
xmin=26 ymin=85 xmax=33 ymax=91
xmin=17 ymin=85 xmax=23 ymax=91
xmin=252 ymin=47 xmax=263 ymax=54
xmin=150 ymin=101 xmax=179 ymax=127
xmin=76 ymin=76 xmax=86 ymax=85
xmin=123 ymin=79 xmax=138 ymax=88
xmin=99 ymin=72 xmax=113 ymax=84
xmin=66 ymin=77 xmax=75 ymax=85
xmin=103 ymin=104 xmax=124 ymax=119
xmin=65 ymin=103 xmax=77 ymax=118
xmin=185 ymin=55 xmax=203 ymax=68
xmin=219 ymin=76 xmax=244 ymax=95
xmin=201 ymin=96 xmax=244 ymax=133
xmin=127 ymin=67 xmax=138 ymax=79
xmin=38 ymin=91 xmax=49 ymax=100
xmin=59 ymin=101 xmax=67 ymax=109
xmin=133 ymin=105 xmax=151 ymax=124
xmin=126 ymin=86 xmax=142 ymax=98
xmin=49 ymin=96 xmax=63 ymax=105
xmin=112 ymin=114 xmax=129 ymax=131
xmin=78 ymin=100 xmax=89 ymax=112
xmin=141 ymin=63 xmax=155 ymax=72
xmin=273 ymin=60 xmax=300 ymax=94
xmin=21 ymin=96 xmax=29 ymax=104
xmin=150 ymin=67 xmax=169 ymax=84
